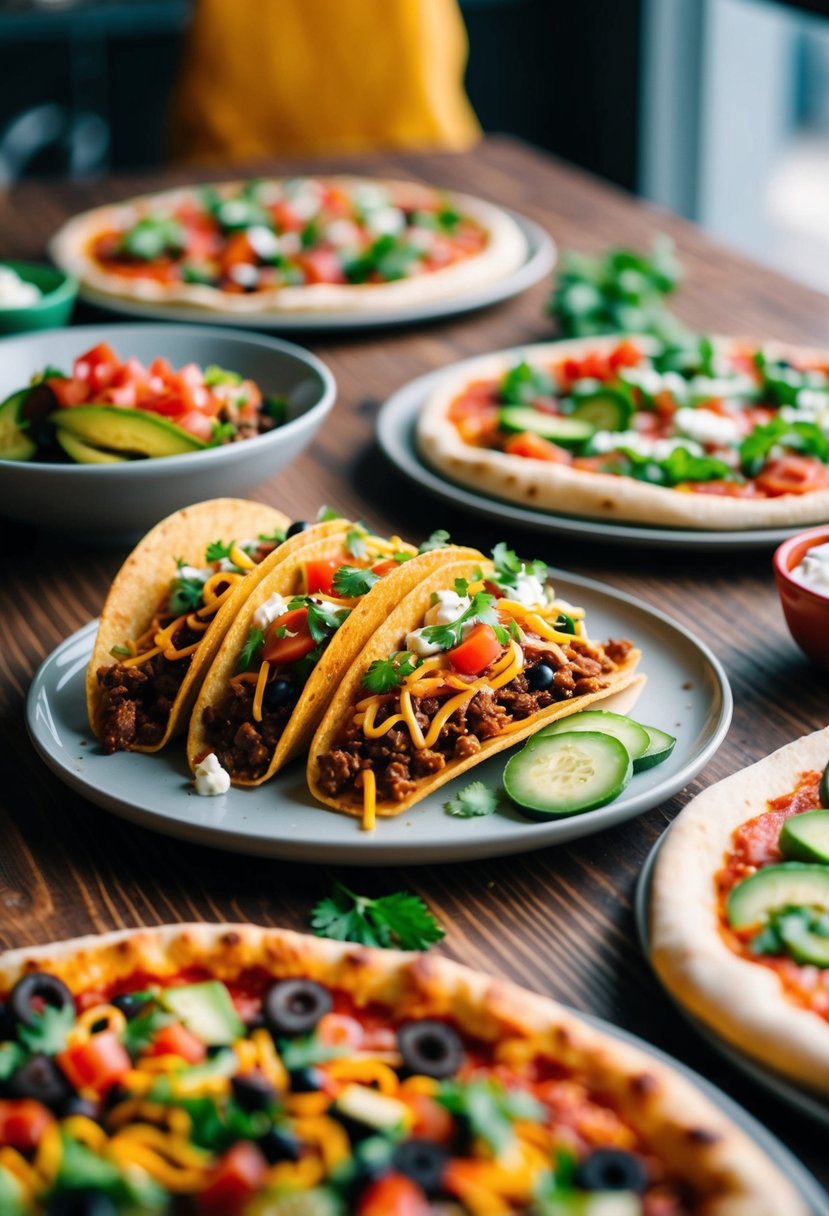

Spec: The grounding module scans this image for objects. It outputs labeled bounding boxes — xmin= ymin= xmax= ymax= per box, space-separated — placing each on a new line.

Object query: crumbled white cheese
xmin=253 ymin=593 xmax=289 ymax=630
xmin=325 ymin=220 xmax=363 ymax=248
xmin=228 ymin=263 xmax=259 ymax=288
xmin=353 ymin=183 xmax=391 ymax=212
xmin=673 ymin=407 xmax=742 ymax=447
xmin=424 ymin=591 xmax=470 ymax=627
xmin=790 ymin=542 xmax=829 ymax=598
xmin=194 ymin=753 xmax=231 ymax=796
xmin=364 ymin=207 xmax=406 ymax=237
xmin=217 ymin=200 xmax=251 ymax=227
xmin=247 ymin=226 xmax=280 ymax=260
xmin=590 ymin=431 xmax=704 ymax=459
xmin=508 ymin=572 xmax=547 ymax=607
xmin=278 ymin=232 xmax=302 ymax=257
xmin=177 ymin=565 xmax=211 ymax=583
xmin=687 ymin=374 xmax=755 ymax=401
xmin=405 ymin=628 xmax=445 ymax=657
xmin=618 ymin=366 xmax=664 ymax=397
xmin=0 ymin=266 xmax=41 ymax=308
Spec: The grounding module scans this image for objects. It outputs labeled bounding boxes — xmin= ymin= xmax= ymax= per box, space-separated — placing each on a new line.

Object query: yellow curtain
xmin=170 ymin=0 xmax=481 ymax=164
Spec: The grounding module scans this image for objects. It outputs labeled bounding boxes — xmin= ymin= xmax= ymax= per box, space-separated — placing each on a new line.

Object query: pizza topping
xmin=264 ymin=981 xmax=333 ymax=1037
xmin=445 ymin=335 xmax=829 ymax=499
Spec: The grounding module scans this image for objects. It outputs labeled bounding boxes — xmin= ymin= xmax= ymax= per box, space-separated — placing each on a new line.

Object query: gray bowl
xmin=0 ymin=324 xmax=336 ymax=538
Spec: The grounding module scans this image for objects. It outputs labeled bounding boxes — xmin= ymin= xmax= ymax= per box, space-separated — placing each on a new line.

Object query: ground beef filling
xmin=201 ymin=679 xmax=297 ymax=782
xmin=96 ymin=626 xmax=202 ymax=753
xmin=317 ymin=637 xmax=634 ymax=804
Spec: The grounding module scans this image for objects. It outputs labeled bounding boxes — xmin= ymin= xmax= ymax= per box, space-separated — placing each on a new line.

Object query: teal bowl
xmin=0 ymin=261 xmax=78 ymax=334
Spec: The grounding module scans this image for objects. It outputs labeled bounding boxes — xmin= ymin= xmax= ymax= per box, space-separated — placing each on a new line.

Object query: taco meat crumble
xmin=200 ymin=681 xmax=297 ymax=782
xmin=317 ymin=637 xmax=633 ymax=804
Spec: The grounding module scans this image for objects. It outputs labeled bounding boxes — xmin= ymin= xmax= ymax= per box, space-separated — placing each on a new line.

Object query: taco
xmin=308 ymin=547 xmax=642 ymax=827
xmin=188 ymin=525 xmax=483 ymax=786
xmin=87 ymin=497 xmax=308 ymax=753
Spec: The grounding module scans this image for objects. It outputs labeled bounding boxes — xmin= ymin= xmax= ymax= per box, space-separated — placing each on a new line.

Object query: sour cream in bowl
xmin=774 ymin=527 xmax=829 ymax=669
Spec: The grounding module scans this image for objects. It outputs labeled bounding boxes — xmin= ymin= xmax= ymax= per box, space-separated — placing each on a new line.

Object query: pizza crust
xmin=650 ymin=726 xmax=829 ymax=1096
xmin=49 ymin=178 xmax=529 ymax=315
xmin=0 ymin=922 xmax=806 ymax=1214
xmin=416 ymin=336 xmax=829 ymax=531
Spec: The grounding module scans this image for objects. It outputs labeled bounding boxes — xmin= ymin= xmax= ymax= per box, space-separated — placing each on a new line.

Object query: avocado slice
xmin=49 ymin=406 xmax=206 ymax=458
xmin=780 ymin=810 xmax=829 ymax=865
xmin=0 ymin=389 xmax=36 ymax=461
xmin=775 ymin=910 xmax=829 ymax=968
xmin=533 ymin=1194 xmax=643 ymax=1216
xmin=727 ymin=863 xmax=829 ymax=928
xmin=56 ymin=429 xmax=129 ymax=465
xmin=160 ymin=980 xmax=244 ymax=1045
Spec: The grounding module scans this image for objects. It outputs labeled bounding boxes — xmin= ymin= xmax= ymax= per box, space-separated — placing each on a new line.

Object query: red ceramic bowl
xmin=774 ymin=526 xmax=829 ymax=669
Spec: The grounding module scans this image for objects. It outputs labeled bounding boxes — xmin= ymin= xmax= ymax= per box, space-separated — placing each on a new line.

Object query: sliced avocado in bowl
xmin=49 ymin=406 xmax=207 ymax=458
xmin=0 ymin=389 xmax=36 ymax=461
xmin=56 ymin=429 xmax=129 ymax=464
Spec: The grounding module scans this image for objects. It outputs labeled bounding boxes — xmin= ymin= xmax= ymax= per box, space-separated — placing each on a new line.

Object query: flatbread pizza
xmin=50 ymin=177 xmax=528 ymax=317
xmin=0 ymin=922 xmax=806 ymax=1213
xmin=416 ymin=334 xmax=829 ymax=530
xmin=650 ymin=727 xmax=829 ymax=1096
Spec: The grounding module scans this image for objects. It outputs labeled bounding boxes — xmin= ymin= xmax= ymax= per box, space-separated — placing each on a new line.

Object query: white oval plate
xmin=636 ymin=831 xmax=829 ymax=1128
xmin=376 ymin=363 xmax=807 ymax=552
xmin=26 ymin=570 xmax=731 ymax=865
xmin=72 ymin=211 xmax=554 ymax=331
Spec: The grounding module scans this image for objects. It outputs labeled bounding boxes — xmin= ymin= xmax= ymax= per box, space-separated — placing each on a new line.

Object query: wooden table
xmin=2 ymin=135 xmax=829 ymax=1192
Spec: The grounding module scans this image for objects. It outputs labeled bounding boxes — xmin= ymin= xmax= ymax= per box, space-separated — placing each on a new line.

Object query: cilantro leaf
xmin=238 ymin=626 xmax=265 ymax=672
xmin=121 ymin=1005 xmax=172 ymax=1058
xmin=362 ymin=651 xmax=422 ymax=694
xmin=491 ymin=542 xmax=522 ymax=585
xmin=311 ymin=882 xmax=444 ymax=951
xmin=304 ymin=600 xmax=349 ymax=644
xmin=0 ymin=1041 xmax=26 ymax=1080
xmin=421 ymin=591 xmax=500 ymax=650
xmin=444 ymin=781 xmax=499 ymax=818
xmin=169 ymin=575 xmax=205 ymax=616
xmin=499 ymin=360 xmax=555 ymax=406
xmin=120 ymin=215 xmax=185 ymax=261
xmin=332 ymin=566 xmax=380 ymax=599
xmin=258 ymin=529 xmax=286 ymax=544
xmin=345 ymin=525 xmax=369 ymax=559
xmin=419 ymin=529 xmax=451 ymax=553
xmin=209 ymin=421 xmax=237 ymax=447
xmin=205 ymin=539 xmax=233 ymax=562
xmin=316 ymin=505 xmax=341 ymax=522
xmin=18 ymin=1004 xmax=75 ymax=1055
xmin=437 ymin=1078 xmax=545 ymax=1157
xmin=740 ymin=417 xmax=829 ymax=477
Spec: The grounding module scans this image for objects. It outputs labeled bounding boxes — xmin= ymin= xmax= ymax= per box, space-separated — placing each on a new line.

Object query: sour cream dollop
xmin=194 ymin=753 xmax=231 ymax=796
xmin=0 ymin=266 xmax=41 ymax=308
xmin=790 ymin=542 xmax=829 ymax=597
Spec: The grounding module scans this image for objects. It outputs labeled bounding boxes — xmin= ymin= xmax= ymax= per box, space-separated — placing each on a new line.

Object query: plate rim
xmin=26 ymin=568 xmax=733 ymax=865
xmin=376 ymin=361 xmax=810 ymax=551
xmin=68 ymin=210 xmax=555 ymax=331
xmin=636 ymin=827 xmax=829 ymax=1128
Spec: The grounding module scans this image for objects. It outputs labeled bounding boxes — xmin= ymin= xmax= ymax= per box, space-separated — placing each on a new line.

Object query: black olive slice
xmin=6 ymin=1054 xmax=72 ymax=1111
xmin=232 ymin=1072 xmax=277 ymax=1111
xmin=264 ymin=678 xmax=297 ymax=711
xmin=46 ymin=1189 xmax=118 ymax=1216
xmin=396 ymin=1019 xmax=463 ymax=1079
xmin=263 ymin=979 xmax=332 ymax=1035
xmin=286 ymin=520 xmax=312 ymax=538
xmin=287 ymin=1066 xmax=325 ymax=1093
xmin=110 ymin=993 xmax=152 ymax=1021
xmin=258 ymin=1125 xmax=302 ymax=1164
xmin=9 ymin=972 xmax=73 ymax=1028
xmin=392 ymin=1138 xmax=449 ymax=1192
xmin=574 ymin=1148 xmax=649 ymax=1192
xmin=526 ymin=662 xmax=554 ymax=691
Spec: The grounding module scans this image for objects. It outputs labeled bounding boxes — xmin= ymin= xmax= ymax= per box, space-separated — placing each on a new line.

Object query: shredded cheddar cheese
xmin=361 ymin=768 xmax=377 ymax=831
xmin=252 ymin=660 xmax=271 ymax=723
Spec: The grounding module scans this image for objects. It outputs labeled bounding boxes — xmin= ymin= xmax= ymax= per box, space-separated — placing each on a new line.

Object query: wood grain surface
xmin=2 ymin=137 xmax=829 ymax=1190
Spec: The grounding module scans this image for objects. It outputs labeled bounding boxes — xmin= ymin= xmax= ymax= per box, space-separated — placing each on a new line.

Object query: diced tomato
xmin=73 ymin=342 xmax=119 ymax=391
xmin=148 ymin=356 xmax=175 ymax=382
xmin=357 ymin=1173 xmax=430 ymax=1216
xmin=504 ymin=432 xmax=572 ymax=463
xmin=100 ymin=383 xmax=138 ymax=409
xmin=262 ymin=607 xmax=316 ymax=666
xmin=0 ymin=1100 xmax=54 ymax=1153
xmin=304 ymin=558 xmax=341 ymax=595
xmin=221 ymin=232 xmax=256 ymax=271
xmin=272 ymin=200 xmax=306 ymax=233
xmin=608 ymin=339 xmax=643 ymax=371
xmin=46 ymin=376 xmax=89 ymax=408
xmin=57 ymin=1031 xmax=131 ymax=1094
xmin=754 ymin=455 xmax=829 ymax=497
xmin=316 ymin=1012 xmax=364 ymax=1049
xmin=370 ymin=559 xmax=400 ymax=576
xmin=398 ymin=1091 xmax=454 ymax=1143
xmin=176 ymin=410 xmax=216 ymax=442
xmin=447 ymin=623 xmax=503 ymax=676
xmin=295 ymin=249 xmax=347 ymax=285
xmin=148 ymin=1023 xmax=207 ymax=1065
xmin=142 ymin=393 xmax=186 ymax=418
xmin=198 ymin=1142 xmax=267 ymax=1215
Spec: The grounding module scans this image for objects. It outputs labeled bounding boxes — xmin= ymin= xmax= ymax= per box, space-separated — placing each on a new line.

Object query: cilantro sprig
xmin=121 ymin=1005 xmax=172 ymax=1058
xmin=287 ymin=597 xmax=349 ymax=643
xmin=238 ymin=626 xmax=265 ymax=672
xmin=168 ymin=564 xmax=206 ymax=615
xmin=421 ymin=591 xmax=506 ymax=650
xmin=311 ymin=882 xmax=444 ymax=950
xmin=332 ymin=565 xmax=380 ymax=599
xmin=491 ymin=543 xmax=548 ymax=590
xmin=18 ymin=1004 xmax=74 ymax=1055
xmin=345 ymin=525 xmax=369 ymax=559
xmin=205 ymin=539 xmax=233 ymax=562
xmin=419 ymin=529 xmax=451 ymax=553
xmin=362 ymin=651 xmax=422 ymax=694
xmin=444 ymin=781 xmax=499 ymax=818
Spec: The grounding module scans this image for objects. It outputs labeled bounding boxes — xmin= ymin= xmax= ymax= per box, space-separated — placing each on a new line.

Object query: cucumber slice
xmin=727 ymin=863 xmax=829 ymax=928
xmin=498 ymin=406 xmax=594 ymax=446
xmin=570 ymin=388 xmax=634 ymax=431
xmin=536 ymin=711 xmax=649 ymax=761
xmin=779 ymin=809 xmax=829 ymax=864
xmin=632 ymin=724 xmax=677 ymax=772
xmin=504 ymin=731 xmax=632 ymax=819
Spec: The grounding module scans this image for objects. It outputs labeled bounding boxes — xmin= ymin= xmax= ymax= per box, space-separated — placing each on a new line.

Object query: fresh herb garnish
xmin=739 ymin=417 xmax=829 ymax=477
xmin=258 ymin=529 xmax=286 ymax=544
xmin=121 ymin=1005 xmax=172 ymax=1058
xmin=419 ymin=529 xmax=451 ymax=553
xmin=285 ymin=597 xmax=349 ymax=644
xmin=205 ymin=539 xmax=233 ymax=562
xmin=500 ymin=361 xmax=555 ymax=406
xmin=120 ymin=215 xmax=185 ymax=262
xmin=491 ymin=543 xmax=548 ymax=589
xmin=444 ymin=781 xmax=499 ymax=818
xmin=421 ymin=591 xmax=507 ymax=650
xmin=316 ymin=505 xmax=341 ymax=522
xmin=436 ymin=1078 xmax=545 ymax=1156
xmin=311 ymin=882 xmax=445 ymax=950
xmin=238 ymin=626 xmax=265 ymax=672
xmin=110 ymin=644 xmax=133 ymax=659
xmin=362 ymin=651 xmax=423 ymax=694
xmin=332 ymin=566 xmax=380 ymax=599
xmin=751 ymin=906 xmax=829 ymax=963
xmin=209 ymin=420 xmax=237 ymax=446
xmin=18 ymin=1004 xmax=75 ymax=1055
xmin=168 ymin=575 xmax=206 ymax=616
xmin=345 ymin=525 xmax=369 ymax=559
xmin=602 ymin=445 xmax=735 ymax=488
